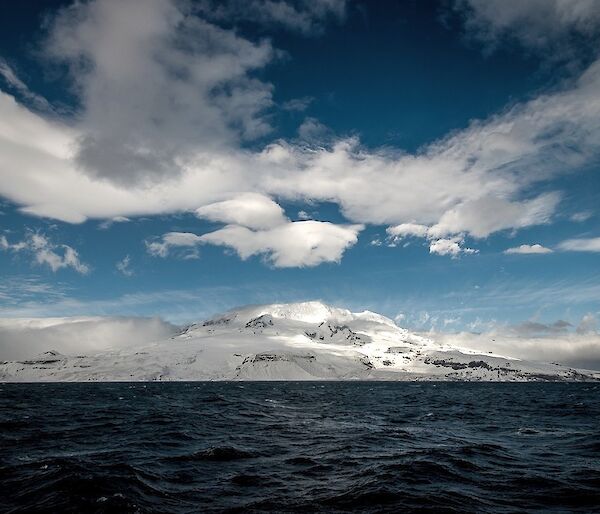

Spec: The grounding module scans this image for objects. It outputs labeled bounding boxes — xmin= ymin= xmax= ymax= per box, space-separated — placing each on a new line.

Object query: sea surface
xmin=1 ymin=382 xmax=599 ymax=513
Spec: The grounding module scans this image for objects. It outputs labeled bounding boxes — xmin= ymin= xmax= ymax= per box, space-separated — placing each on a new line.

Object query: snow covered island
xmin=1 ymin=302 xmax=599 ymax=382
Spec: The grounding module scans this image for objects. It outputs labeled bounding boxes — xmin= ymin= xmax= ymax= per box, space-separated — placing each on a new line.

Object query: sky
xmin=1 ymin=0 xmax=600 ymax=340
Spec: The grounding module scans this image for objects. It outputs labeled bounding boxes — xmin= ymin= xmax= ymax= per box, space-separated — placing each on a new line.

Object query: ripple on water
xmin=0 ymin=382 xmax=599 ymax=513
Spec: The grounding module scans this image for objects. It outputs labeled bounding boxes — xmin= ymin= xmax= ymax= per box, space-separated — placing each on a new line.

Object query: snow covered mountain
xmin=1 ymin=301 xmax=599 ymax=382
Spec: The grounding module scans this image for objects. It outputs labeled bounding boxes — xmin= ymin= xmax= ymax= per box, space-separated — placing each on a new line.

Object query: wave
xmin=1 ymin=382 xmax=599 ymax=513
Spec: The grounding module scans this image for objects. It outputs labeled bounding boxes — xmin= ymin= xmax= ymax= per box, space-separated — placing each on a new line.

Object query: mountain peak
xmin=253 ymin=301 xmax=352 ymax=324
xmin=204 ymin=301 xmax=355 ymax=326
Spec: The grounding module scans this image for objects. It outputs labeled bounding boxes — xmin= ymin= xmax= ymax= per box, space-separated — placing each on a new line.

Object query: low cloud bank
xmin=2 ymin=313 xmax=599 ymax=372
xmin=430 ymin=331 xmax=600 ymax=371
xmin=0 ymin=317 xmax=177 ymax=361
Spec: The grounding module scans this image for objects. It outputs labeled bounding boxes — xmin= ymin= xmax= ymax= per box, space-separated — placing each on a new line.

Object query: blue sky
xmin=1 ymin=0 xmax=599 ymax=331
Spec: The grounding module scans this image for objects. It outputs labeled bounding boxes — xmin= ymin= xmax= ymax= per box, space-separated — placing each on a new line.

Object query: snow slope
xmin=1 ymin=301 xmax=599 ymax=382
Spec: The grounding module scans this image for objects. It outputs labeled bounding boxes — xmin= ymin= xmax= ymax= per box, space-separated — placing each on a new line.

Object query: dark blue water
xmin=1 ymin=383 xmax=599 ymax=513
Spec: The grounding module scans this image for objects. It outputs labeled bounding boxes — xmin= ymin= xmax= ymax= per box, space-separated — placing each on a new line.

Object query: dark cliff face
xmin=305 ymin=322 xmax=367 ymax=346
xmin=245 ymin=315 xmax=275 ymax=329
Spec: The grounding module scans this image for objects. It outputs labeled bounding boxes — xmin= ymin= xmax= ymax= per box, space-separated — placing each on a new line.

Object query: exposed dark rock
xmin=245 ymin=315 xmax=274 ymax=329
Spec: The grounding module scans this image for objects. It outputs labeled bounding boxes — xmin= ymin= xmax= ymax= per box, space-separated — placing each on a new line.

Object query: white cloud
xmin=0 ymin=277 xmax=67 ymax=304
xmin=4 ymin=58 xmax=593 ymax=233
xmin=297 ymin=117 xmax=331 ymax=141
xmin=0 ymin=59 xmax=52 ymax=112
xmin=570 ymin=211 xmax=593 ymax=222
xmin=429 ymin=237 xmax=477 ymax=258
xmin=387 ymin=223 xmax=479 ymax=258
xmin=424 ymin=313 xmax=600 ymax=371
xmin=454 ymin=0 xmax=600 ymax=53
xmin=427 ymin=193 xmax=560 ymax=239
xmin=116 ymin=255 xmax=133 ymax=276
xmin=199 ymin=220 xmax=363 ymax=267
xmin=504 ymin=243 xmax=553 ymax=254
xmin=282 ymin=96 xmax=313 ymax=111
xmin=0 ymin=279 xmax=290 ymax=327
xmin=429 ymin=238 xmax=461 ymax=257
xmin=386 ymin=223 xmax=430 ymax=241
xmin=0 ymin=234 xmax=25 ymax=252
xmin=558 ymin=237 xmax=600 ymax=252
xmin=1 ymin=232 xmax=89 ymax=274
xmin=98 ymin=215 xmax=130 ymax=230
xmin=0 ymin=316 xmax=176 ymax=361
xmin=146 ymin=232 xmax=203 ymax=258
xmin=461 ymin=275 xmax=600 ymax=309
xmin=0 ymin=0 xmax=600 ymax=264
xmin=44 ymin=0 xmax=275 ymax=185
xmin=154 ymin=194 xmax=362 ymax=267
xmin=507 ymin=319 xmax=572 ymax=337
xmin=262 ymin=56 xmax=600 ymax=234
xmin=148 ymin=220 xmax=363 ymax=267
xmin=195 ymin=193 xmax=287 ymax=230
xmin=432 ymin=329 xmax=600 ymax=371
xmin=577 ymin=312 xmax=598 ymax=334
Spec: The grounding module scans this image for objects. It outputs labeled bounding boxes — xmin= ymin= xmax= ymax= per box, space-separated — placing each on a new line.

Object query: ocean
xmin=1 ymin=382 xmax=599 ymax=513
